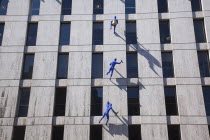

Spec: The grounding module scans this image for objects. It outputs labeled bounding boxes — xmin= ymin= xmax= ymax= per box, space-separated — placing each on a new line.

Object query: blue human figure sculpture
xmin=99 ymin=101 xmax=117 ymax=126
xmin=106 ymin=58 xmax=122 ymax=79
xmin=110 ymin=16 xmax=118 ymax=33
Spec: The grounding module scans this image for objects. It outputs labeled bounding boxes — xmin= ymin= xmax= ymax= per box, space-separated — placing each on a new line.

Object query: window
xmin=159 ymin=20 xmax=171 ymax=44
xmin=17 ymin=88 xmax=31 ymax=117
xmin=193 ymin=19 xmax=206 ymax=43
xmin=62 ymin=0 xmax=72 ymax=15
xmin=26 ymin=23 xmax=38 ymax=46
xmin=167 ymin=125 xmax=181 ymax=140
xmin=191 ymin=0 xmax=202 ymax=11
xmin=59 ymin=23 xmax=70 ymax=45
xmin=54 ymin=88 xmax=67 ymax=116
xmin=90 ymin=125 xmax=102 ymax=140
xmin=202 ymin=86 xmax=210 ymax=116
xmin=0 ymin=0 xmax=8 ymax=15
xmin=126 ymin=21 xmax=137 ymax=44
xmin=21 ymin=54 xmax=35 ymax=79
xmin=164 ymin=87 xmax=178 ymax=115
xmin=129 ymin=125 xmax=141 ymax=140
xmin=0 ymin=23 xmax=4 ymax=46
xmin=125 ymin=0 xmax=135 ymax=14
xmin=52 ymin=126 xmax=64 ymax=140
xmin=57 ymin=54 xmax=69 ymax=79
xmin=91 ymin=88 xmax=103 ymax=116
xmin=161 ymin=52 xmax=174 ymax=78
xmin=158 ymin=0 xmax=168 ymax=13
xmin=12 ymin=126 xmax=26 ymax=140
xmin=127 ymin=87 xmax=140 ymax=116
xmin=30 ymin=0 xmax=40 ymax=15
xmin=93 ymin=22 xmax=103 ymax=45
xmin=198 ymin=51 xmax=210 ymax=77
xmin=93 ymin=0 xmax=103 ymax=14
xmin=127 ymin=53 xmax=138 ymax=78
xmin=92 ymin=53 xmax=103 ymax=78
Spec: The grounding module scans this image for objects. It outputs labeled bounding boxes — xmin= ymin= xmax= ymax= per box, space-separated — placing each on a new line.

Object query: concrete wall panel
xmin=64 ymin=125 xmax=89 ymax=140
xmin=168 ymin=0 xmax=191 ymax=12
xmin=40 ymin=0 xmax=61 ymax=15
xmin=25 ymin=125 xmax=52 ymax=140
xmin=7 ymin=0 xmax=30 ymax=15
xmin=103 ymin=124 xmax=128 ymax=140
xmin=141 ymin=125 xmax=168 ymax=140
xmin=72 ymin=0 xmax=93 ymax=14
xmin=136 ymin=0 xmax=158 ymax=13
xmin=104 ymin=0 xmax=125 ymax=14
xmin=0 ymin=126 xmax=13 ymax=140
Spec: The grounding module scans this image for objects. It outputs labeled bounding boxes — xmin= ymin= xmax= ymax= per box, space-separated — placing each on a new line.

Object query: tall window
xmin=93 ymin=22 xmax=103 ymax=45
xmin=91 ymin=87 xmax=103 ymax=116
xmin=21 ymin=54 xmax=35 ymax=79
xmin=92 ymin=53 xmax=103 ymax=78
xmin=90 ymin=125 xmax=102 ymax=140
xmin=0 ymin=0 xmax=8 ymax=15
xmin=126 ymin=21 xmax=137 ymax=44
xmin=26 ymin=23 xmax=38 ymax=46
xmin=93 ymin=0 xmax=103 ymax=14
xmin=52 ymin=126 xmax=64 ymax=140
xmin=0 ymin=23 xmax=4 ymax=46
xmin=57 ymin=54 xmax=69 ymax=79
xmin=17 ymin=88 xmax=31 ymax=117
xmin=129 ymin=125 xmax=142 ymax=140
xmin=159 ymin=20 xmax=171 ymax=44
xmin=30 ymin=0 xmax=40 ymax=15
xmin=62 ymin=0 xmax=72 ymax=15
xmin=12 ymin=126 xmax=26 ymax=140
xmin=161 ymin=52 xmax=174 ymax=78
xmin=198 ymin=51 xmax=210 ymax=77
xmin=193 ymin=19 xmax=206 ymax=43
xmin=202 ymin=86 xmax=210 ymax=116
xmin=164 ymin=87 xmax=178 ymax=116
xmin=59 ymin=23 xmax=70 ymax=45
xmin=127 ymin=87 xmax=140 ymax=116
xmin=191 ymin=0 xmax=202 ymax=11
xmin=158 ymin=0 xmax=168 ymax=13
xmin=167 ymin=125 xmax=181 ymax=140
xmin=54 ymin=88 xmax=67 ymax=116
xmin=125 ymin=0 xmax=136 ymax=14
xmin=127 ymin=53 xmax=138 ymax=78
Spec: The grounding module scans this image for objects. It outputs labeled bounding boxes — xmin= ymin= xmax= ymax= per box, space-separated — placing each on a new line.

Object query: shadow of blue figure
xmin=106 ymin=58 xmax=123 ymax=79
xmin=110 ymin=16 xmax=118 ymax=34
xmin=99 ymin=101 xmax=117 ymax=126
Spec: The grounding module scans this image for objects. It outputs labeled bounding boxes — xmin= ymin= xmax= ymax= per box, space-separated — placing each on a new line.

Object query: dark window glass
xmin=191 ymin=0 xmax=202 ymax=11
xmin=127 ymin=87 xmax=140 ymax=116
xmin=208 ymin=125 xmax=210 ymax=136
xmin=54 ymin=88 xmax=66 ymax=116
xmin=198 ymin=51 xmax=210 ymax=77
xmin=17 ymin=88 xmax=31 ymax=117
xmin=21 ymin=54 xmax=35 ymax=79
xmin=202 ymin=86 xmax=210 ymax=116
xmin=12 ymin=126 xmax=26 ymax=140
xmin=52 ymin=126 xmax=64 ymax=140
xmin=164 ymin=87 xmax=178 ymax=115
xmin=93 ymin=23 xmax=103 ymax=45
xmin=0 ymin=23 xmax=4 ymax=46
xmin=31 ymin=0 xmax=40 ymax=15
xmin=62 ymin=0 xmax=72 ymax=15
xmin=162 ymin=52 xmax=174 ymax=78
xmin=127 ymin=53 xmax=138 ymax=78
xmin=59 ymin=23 xmax=70 ymax=45
xmin=194 ymin=20 xmax=206 ymax=43
xmin=57 ymin=54 xmax=69 ymax=79
xmin=159 ymin=21 xmax=171 ymax=44
xmin=26 ymin=23 xmax=38 ymax=46
xmin=90 ymin=125 xmax=102 ymax=140
xmin=167 ymin=125 xmax=181 ymax=140
xmin=93 ymin=0 xmax=103 ymax=14
xmin=0 ymin=0 xmax=8 ymax=15
xmin=158 ymin=0 xmax=168 ymax=13
xmin=126 ymin=22 xmax=137 ymax=44
xmin=129 ymin=125 xmax=141 ymax=140
xmin=125 ymin=0 xmax=135 ymax=14
xmin=91 ymin=88 xmax=103 ymax=116
xmin=92 ymin=54 xmax=103 ymax=78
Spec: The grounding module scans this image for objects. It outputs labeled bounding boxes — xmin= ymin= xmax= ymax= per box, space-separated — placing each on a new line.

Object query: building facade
xmin=0 ymin=0 xmax=210 ymax=140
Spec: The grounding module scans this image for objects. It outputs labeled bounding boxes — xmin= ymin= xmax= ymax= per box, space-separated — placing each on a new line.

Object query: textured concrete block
xmin=168 ymin=0 xmax=191 ymax=12
xmin=72 ymin=0 xmax=93 ymax=14
xmin=103 ymin=124 xmax=128 ymax=140
xmin=141 ymin=125 xmax=168 ymax=140
xmin=64 ymin=125 xmax=89 ymax=140
xmin=25 ymin=125 xmax=52 ymax=140
xmin=0 ymin=126 xmax=13 ymax=140
xmin=136 ymin=0 xmax=158 ymax=13
xmin=104 ymin=0 xmax=125 ymax=14
xmin=7 ymin=0 xmax=30 ymax=15
xmin=40 ymin=0 xmax=61 ymax=15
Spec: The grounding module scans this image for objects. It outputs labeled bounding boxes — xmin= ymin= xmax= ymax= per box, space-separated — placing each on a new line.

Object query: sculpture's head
xmin=107 ymin=101 xmax=110 ymax=105
xmin=114 ymin=58 xmax=117 ymax=61
xmin=114 ymin=16 xmax=117 ymax=19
